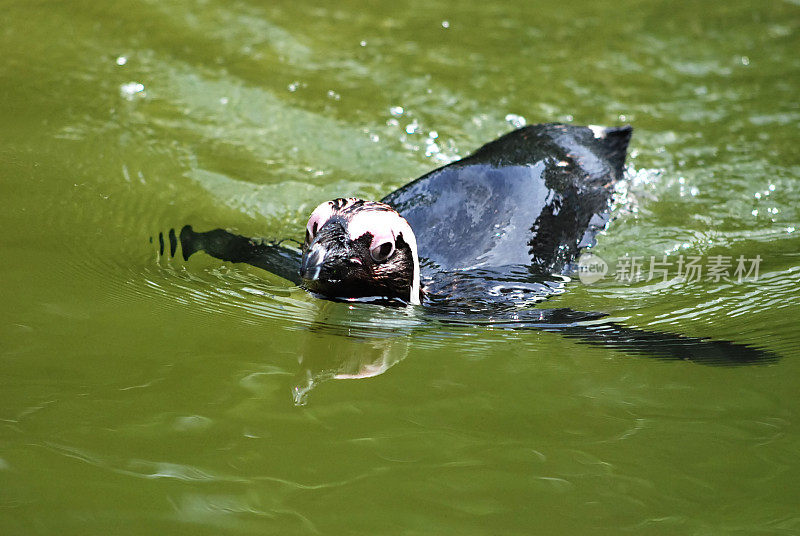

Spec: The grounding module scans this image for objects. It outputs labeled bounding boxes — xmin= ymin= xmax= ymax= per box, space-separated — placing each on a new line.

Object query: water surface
xmin=1 ymin=1 xmax=799 ymax=534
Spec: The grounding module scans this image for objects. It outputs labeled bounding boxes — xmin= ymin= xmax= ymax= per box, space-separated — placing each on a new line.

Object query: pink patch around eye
xmin=306 ymin=201 xmax=335 ymax=239
xmin=347 ymin=210 xmax=398 ymax=246
xmin=368 ymin=230 xmax=396 ymax=251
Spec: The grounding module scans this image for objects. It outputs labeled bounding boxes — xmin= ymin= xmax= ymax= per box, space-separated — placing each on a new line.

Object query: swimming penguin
xmin=298 ymin=123 xmax=630 ymax=308
xmin=164 ymin=123 xmax=778 ymax=365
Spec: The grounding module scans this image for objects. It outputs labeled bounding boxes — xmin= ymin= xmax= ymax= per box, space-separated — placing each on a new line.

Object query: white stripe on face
xmin=306 ymin=198 xmax=365 ymax=243
xmin=347 ymin=208 xmax=420 ymax=305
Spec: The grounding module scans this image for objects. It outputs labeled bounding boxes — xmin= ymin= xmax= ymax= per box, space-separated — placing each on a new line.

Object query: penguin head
xmin=300 ymin=198 xmax=421 ymax=305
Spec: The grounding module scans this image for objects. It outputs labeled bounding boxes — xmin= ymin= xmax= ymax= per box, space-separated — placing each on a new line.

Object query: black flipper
xmin=163 ymin=225 xmax=303 ymax=285
xmin=424 ymin=305 xmax=778 ymax=366
xmin=554 ymin=323 xmax=778 ymax=366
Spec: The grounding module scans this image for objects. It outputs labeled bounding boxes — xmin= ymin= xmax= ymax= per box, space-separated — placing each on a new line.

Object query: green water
xmin=2 ymin=0 xmax=799 ymax=533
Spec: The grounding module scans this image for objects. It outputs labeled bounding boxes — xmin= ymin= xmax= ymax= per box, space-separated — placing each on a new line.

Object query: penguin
xmin=164 ymin=123 xmax=778 ymax=365
xmin=297 ymin=123 xmax=630 ymax=307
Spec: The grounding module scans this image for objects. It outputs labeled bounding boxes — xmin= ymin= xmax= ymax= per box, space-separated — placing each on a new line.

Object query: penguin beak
xmin=300 ymin=218 xmax=355 ymax=287
xmin=300 ymin=243 xmax=328 ymax=281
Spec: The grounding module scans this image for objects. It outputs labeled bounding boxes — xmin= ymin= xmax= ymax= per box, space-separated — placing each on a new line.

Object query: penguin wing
xmin=168 ymin=225 xmax=303 ymax=285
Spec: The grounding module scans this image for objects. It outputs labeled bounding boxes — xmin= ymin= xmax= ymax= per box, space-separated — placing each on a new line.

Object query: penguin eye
xmin=370 ymin=241 xmax=395 ymax=263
